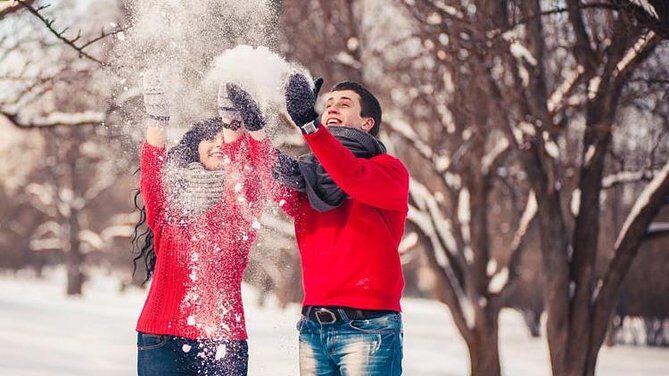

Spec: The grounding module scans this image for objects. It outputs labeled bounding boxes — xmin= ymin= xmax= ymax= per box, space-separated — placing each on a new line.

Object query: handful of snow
xmin=205 ymin=45 xmax=314 ymax=129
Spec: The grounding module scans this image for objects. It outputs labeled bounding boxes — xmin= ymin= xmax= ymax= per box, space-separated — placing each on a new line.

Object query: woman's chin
xmin=203 ymin=159 xmax=225 ymax=171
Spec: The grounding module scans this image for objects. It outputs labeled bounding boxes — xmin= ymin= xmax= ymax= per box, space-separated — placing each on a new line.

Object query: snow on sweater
xmin=136 ymin=135 xmax=272 ymax=340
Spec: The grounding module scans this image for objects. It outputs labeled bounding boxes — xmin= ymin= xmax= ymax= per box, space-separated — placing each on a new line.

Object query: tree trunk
xmin=65 ymin=202 xmax=84 ymax=295
xmin=467 ymin=325 xmax=502 ymax=376
xmin=65 ymin=129 xmax=85 ymax=296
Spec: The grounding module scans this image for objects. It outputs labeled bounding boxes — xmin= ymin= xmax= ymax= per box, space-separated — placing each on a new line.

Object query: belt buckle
xmin=315 ymin=308 xmax=337 ymax=324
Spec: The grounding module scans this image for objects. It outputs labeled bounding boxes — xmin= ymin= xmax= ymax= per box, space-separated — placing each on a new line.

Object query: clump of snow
xmin=488 ymin=267 xmax=510 ymax=294
xmin=110 ymin=0 xmax=294 ymax=144
xmin=215 ymin=344 xmax=227 ymax=360
xmin=503 ymin=29 xmax=537 ymax=66
xmin=584 ymin=145 xmax=596 ymax=166
xmin=571 ymin=189 xmax=581 ymax=216
xmin=204 ymin=45 xmax=309 ymax=132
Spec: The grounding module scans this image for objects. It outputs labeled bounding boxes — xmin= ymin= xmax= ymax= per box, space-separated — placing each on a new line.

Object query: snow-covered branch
xmin=78 ymin=225 xmax=135 ymax=251
xmin=481 ymin=138 xmax=510 ymax=176
xmin=25 ymin=182 xmax=58 ymax=217
xmin=645 ymin=222 xmax=669 ymax=241
xmin=602 ymin=169 xmax=659 ymax=188
xmin=1 ymin=110 xmax=105 ymax=128
xmin=410 ymin=179 xmax=460 ymax=257
xmin=547 ymin=65 xmax=585 ymax=114
xmin=82 ymin=172 xmax=120 ymax=207
xmin=628 ymin=1 xmax=660 ymax=20
xmin=491 ymin=191 xmax=538 ymax=302
xmin=384 ymin=112 xmax=437 ymax=163
xmin=509 ymin=191 xmax=538 ymax=256
xmin=331 ymin=51 xmax=362 ymax=70
xmin=613 ymin=159 xmax=669 ymax=250
xmin=29 ymin=220 xmax=63 ymax=251
xmin=502 ymin=30 xmax=538 ymax=67
xmin=407 ymin=179 xmax=476 ymax=332
xmin=613 ymin=31 xmax=657 ymax=80
xmin=591 ymin=157 xmax=669 ymax=349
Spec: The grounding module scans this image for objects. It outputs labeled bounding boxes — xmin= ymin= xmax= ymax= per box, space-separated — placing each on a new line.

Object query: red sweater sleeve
xmin=304 ymin=126 xmax=409 ymax=212
xmin=140 ymin=142 xmax=167 ymax=231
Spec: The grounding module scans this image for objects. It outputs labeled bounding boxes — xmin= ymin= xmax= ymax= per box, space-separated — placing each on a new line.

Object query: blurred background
xmin=1 ymin=0 xmax=668 ymax=375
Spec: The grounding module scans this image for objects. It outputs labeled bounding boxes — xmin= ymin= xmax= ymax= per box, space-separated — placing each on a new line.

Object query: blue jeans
xmin=297 ymin=311 xmax=403 ymax=376
xmin=137 ymin=332 xmax=248 ymax=376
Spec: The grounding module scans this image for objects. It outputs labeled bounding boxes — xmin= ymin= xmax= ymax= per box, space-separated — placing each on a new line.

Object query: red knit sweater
xmin=279 ymin=126 xmax=409 ymax=311
xmin=136 ymin=135 xmax=272 ymax=340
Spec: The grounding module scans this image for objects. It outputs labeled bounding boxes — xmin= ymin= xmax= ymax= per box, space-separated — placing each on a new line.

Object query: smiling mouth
xmin=326 ymin=118 xmax=342 ymax=125
xmin=209 ymin=151 xmax=223 ymax=158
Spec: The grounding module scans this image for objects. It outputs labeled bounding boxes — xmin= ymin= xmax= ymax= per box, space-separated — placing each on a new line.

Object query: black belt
xmin=302 ymin=306 xmax=397 ymax=324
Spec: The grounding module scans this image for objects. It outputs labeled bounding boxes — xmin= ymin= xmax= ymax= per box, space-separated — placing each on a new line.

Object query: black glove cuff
xmin=147 ymin=114 xmax=170 ymax=122
xmin=221 ymin=119 xmax=242 ymax=131
xmin=243 ymin=117 xmax=265 ymax=132
xmin=295 ymin=109 xmax=319 ymax=128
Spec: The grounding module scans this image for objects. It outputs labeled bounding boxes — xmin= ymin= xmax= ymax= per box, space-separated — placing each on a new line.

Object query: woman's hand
xmin=226 ymin=83 xmax=266 ymax=132
xmin=142 ymin=68 xmax=169 ymax=147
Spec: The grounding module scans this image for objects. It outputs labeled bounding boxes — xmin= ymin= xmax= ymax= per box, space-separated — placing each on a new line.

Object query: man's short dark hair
xmin=331 ymin=81 xmax=382 ymax=137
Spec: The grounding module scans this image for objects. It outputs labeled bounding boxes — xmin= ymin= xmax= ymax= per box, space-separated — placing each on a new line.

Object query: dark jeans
xmin=137 ymin=332 xmax=248 ymax=376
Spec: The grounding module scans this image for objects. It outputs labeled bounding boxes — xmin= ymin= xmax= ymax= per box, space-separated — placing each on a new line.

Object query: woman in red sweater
xmin=132 ymin=70 xmax=273 ymax=376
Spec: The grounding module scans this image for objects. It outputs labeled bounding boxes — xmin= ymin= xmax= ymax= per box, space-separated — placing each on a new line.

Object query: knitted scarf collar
xmin=163 ymin=160 xmax=226 ymax=224
xmin=275 ymin=126 xmax=386 ymax=212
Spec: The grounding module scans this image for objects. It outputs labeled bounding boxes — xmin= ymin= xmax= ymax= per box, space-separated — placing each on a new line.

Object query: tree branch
xmin=15 ymin=0 xmax=123 ymax=65
xmin=590 ymin=157 xmax=669 ymax=351
xmin=0 ymin=109 xmax=104 ymax=128
xmin=566 ymin=0 xmax=598 ymax=71
xmin=492 ymin=191 xmax=538 ymax=308
xmin=644 ymin=222 xmax=669 ymax=242
xmin=602 ymin=169 xmax=660 ymax=188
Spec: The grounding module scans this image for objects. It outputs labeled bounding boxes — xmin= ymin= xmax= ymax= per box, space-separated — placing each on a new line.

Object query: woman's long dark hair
xmin=132 ymin=117 xmax=224 ymax=284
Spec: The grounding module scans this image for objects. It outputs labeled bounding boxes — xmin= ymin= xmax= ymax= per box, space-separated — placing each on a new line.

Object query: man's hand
xmin=285 ymin=73 xmax=323 ymax=128
xmin=142 ymin=68 xmax=170 ymax=122
xmin=226 ymin=83 xmax=266 ymax=132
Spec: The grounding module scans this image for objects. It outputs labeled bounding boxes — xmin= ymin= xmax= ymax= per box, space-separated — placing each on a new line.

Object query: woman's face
xmin=198 ymin=132 xmax=225 ymax=170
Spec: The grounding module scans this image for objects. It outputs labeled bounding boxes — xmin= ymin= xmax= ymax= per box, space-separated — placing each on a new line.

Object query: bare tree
xmin=394 ymin=1 xmax=669 ymax=375
xmin=0 ymin=1 xmax=134 ymax=295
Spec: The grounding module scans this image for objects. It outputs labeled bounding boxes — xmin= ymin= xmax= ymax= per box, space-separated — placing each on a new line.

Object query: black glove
xmin=286 ymin=73 xmax=323 ymax=128
xmin=226 ymin=83 xmax=266 ymax=132
xmin=217 ymin=83 xmax=242 ymax=131
xmin=272 ymin=150 xmax=305 ymax=191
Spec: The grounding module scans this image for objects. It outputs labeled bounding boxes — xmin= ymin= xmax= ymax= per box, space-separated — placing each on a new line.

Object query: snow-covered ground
xmin=0 ymin=269 xmax=667 ymax=376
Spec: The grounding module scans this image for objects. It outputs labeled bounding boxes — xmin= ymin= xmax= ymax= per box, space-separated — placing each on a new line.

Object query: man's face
xmin=198 ymin=132 xmax=225 ymax=171
xmin=320 ymin=90 xmax=374 ymax=132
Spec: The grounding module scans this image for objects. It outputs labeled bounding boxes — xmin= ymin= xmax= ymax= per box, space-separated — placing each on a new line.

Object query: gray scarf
xmin=163 ymin=161 xmax=226 ymax=223
xmin=273 ymin=126 xmax=386 ymax=212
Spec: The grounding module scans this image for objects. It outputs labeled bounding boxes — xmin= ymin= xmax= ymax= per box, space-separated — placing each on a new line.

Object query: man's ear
xmin=361 ymin=117 xmax=375 ymax=132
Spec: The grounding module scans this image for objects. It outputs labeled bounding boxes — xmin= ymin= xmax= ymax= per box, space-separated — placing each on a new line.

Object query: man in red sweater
xmin=277 ymin=74 xmax=409 ymax=375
